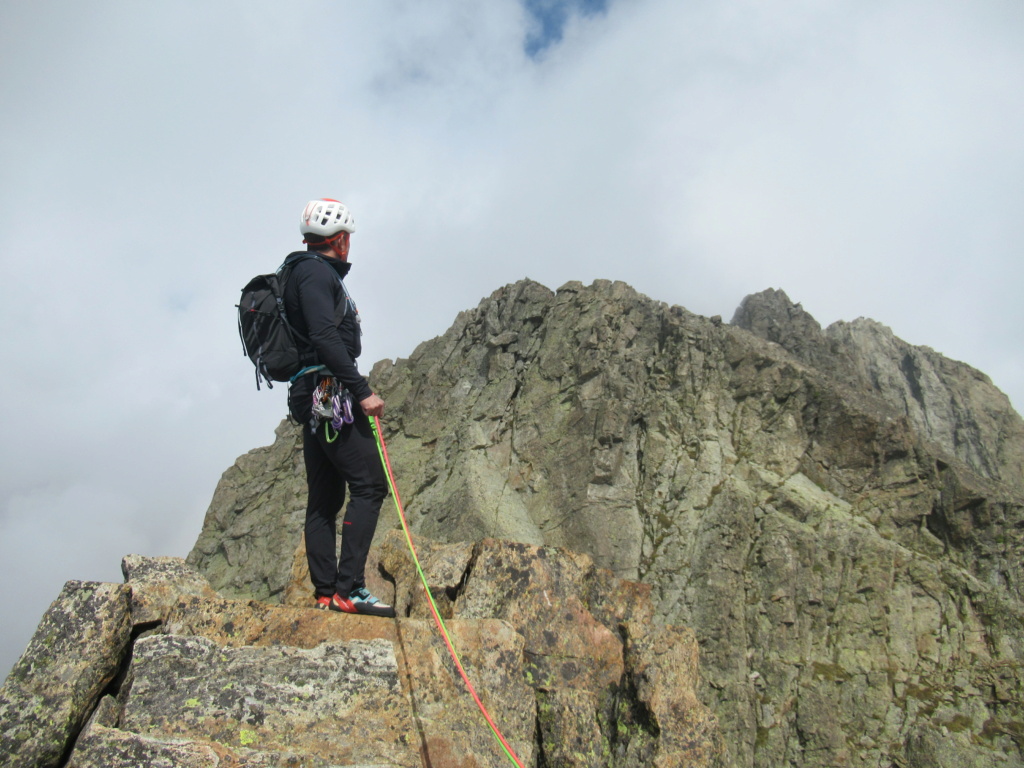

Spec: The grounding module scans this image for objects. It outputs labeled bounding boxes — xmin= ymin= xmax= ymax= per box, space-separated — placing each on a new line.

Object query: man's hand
xmin=360 ymin=393 xmax=385 ymax=418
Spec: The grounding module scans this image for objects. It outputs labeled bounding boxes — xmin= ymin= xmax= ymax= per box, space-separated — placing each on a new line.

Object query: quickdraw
xmin=369 ymin=416 xmax=526 ymax=768
xmin=310 ymin=376 xmax=356 ymax=443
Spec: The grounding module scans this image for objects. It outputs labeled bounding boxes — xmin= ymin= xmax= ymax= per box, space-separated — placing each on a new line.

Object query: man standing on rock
xmin=284 ymin=198 xmax=395 ymax=618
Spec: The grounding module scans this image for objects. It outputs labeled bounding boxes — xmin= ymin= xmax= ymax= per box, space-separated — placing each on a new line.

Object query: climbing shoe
xmin=315 ymin=595 xmax=340 ymax=611
xmin=314 ymin=590 xmax=395 ymax=617
xmin=347 ymin=587 xmax=396 ymax=618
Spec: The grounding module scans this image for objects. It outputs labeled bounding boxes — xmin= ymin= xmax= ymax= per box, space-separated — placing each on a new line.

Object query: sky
xmin=1 ymin=0 xmax=1022 ymax=680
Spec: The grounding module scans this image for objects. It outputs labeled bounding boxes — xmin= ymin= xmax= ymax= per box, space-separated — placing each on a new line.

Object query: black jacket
xmin=283 ymin=251 xmax=372 ymax=422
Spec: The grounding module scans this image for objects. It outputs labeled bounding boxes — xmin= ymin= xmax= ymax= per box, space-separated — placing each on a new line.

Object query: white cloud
xmin=2 ymin=0 xmax=1023 ymax=677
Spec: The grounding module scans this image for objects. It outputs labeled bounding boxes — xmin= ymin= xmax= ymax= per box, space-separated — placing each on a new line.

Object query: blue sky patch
xmin=523 ymin=0 xmax=609 ymax=57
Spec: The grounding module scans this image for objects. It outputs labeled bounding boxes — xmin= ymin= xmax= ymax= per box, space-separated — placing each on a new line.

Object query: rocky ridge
xmin=188 ymin=279 xmax=1024 ymax=768
xmin=731 ymin=288 xmax=1024 ymax=486
xmin=0 ymin=538 xmax=722 ymax=768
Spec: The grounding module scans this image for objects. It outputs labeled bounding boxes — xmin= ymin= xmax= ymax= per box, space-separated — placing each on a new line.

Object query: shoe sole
xmin=352 ymin=604 xmax=396 ymax=618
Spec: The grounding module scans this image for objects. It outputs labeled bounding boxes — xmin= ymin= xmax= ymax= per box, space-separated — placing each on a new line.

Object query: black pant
xmin=302 ymin=415 xmax=387 ymax=598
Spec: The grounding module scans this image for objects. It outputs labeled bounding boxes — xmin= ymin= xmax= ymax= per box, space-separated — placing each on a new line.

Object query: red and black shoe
xmin=314 ymin=594 xmax=342 ymax=611
xmin=314 ymin=590 xmax=395 ymax=618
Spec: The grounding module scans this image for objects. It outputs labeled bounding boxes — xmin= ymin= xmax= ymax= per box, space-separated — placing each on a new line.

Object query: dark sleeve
xmin=292 ymin=260 xmax=373 ymax=401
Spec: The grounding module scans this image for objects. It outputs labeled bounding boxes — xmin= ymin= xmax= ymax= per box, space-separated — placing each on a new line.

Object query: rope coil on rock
xmin=369 ymin=415 xmax=526 ymax=768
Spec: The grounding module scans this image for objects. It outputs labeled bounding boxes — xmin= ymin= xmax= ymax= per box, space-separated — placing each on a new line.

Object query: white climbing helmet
xmin=299 ymin=198 xmax=356 ymax=238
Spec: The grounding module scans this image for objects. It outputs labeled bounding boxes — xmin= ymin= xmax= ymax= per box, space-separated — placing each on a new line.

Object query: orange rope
xmin=370 ymin=416 xmax=526 ymax=768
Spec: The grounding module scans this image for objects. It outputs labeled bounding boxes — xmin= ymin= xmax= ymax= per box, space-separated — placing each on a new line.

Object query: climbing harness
xmin=290 ymin=364 xmax=327 ymax=382
xmin=369 ymin=416 xmax=526 ymax=768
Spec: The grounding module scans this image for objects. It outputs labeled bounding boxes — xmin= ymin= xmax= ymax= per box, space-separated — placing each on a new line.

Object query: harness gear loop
xmin=369 ymin=416 xmax=526 ymax=768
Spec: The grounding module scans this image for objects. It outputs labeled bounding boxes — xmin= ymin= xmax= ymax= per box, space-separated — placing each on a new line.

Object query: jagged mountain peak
xmin=183 ymin=277 xmax=1024 ymax=767
xmin=4 ymin=278 xmax=1023 ymax=768
xmin=731 ymin=285 xmax=1023 ymax=485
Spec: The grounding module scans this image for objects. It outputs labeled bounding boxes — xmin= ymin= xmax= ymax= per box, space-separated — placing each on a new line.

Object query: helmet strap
xmin=302 ymin=230 xmax=349 ymax=255
xmin=327 ymin=231 xmax=350 ymax=260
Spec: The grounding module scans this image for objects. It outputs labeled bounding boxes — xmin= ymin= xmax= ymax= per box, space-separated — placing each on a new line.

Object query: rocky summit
xmin=3 ymin=278 xmax=1024 ymax=768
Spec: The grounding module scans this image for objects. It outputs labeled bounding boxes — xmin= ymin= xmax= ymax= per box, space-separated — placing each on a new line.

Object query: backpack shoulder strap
xmin=278 ymin=251 xmax=318 ymax=274
xmin=280 ymin=252 xmax=350 ymax=323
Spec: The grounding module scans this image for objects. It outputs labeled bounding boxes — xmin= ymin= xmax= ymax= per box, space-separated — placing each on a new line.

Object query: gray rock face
xmin=188 ymin=278 xmax=1024 ymax=768
xmin=122 ymin=634 xmax=419 ymax=767
xmin=0 ymin=581 xmax=131 ymax=768
xmin=375 ymin=532 xmax=725 ymax=768
xmin=121 ymin=554 xmax=218 ymax=626
xmin=733 ymin=287 xmax=1024 ymax=487
xmin=188 ymin=420 xmax=306 ymax=603
xmin=68 ymin=724 xmax=367 ymax=768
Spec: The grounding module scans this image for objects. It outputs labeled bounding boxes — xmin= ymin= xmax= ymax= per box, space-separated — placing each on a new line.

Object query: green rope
xmin=368 ymin=416 xmax=525 ymax=768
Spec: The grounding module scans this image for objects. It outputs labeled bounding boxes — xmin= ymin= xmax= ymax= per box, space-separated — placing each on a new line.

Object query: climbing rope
xmin=369 ymin=416 xmax=526 ymax=768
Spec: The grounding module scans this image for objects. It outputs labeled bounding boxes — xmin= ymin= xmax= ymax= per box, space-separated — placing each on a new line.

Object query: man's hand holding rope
xmin=361 ymin=394 xmax=385 ymax=418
